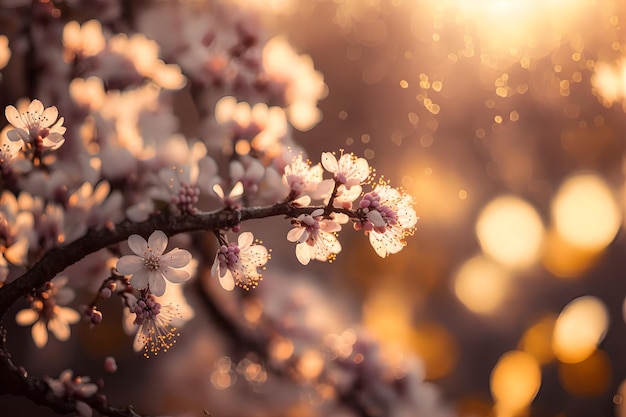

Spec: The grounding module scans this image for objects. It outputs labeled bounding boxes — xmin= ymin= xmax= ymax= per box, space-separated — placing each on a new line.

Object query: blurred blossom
xmin=63 ymin=20 xmax=106 ymax=62
xmin=262 ymin=36 xmax=328 ymax=130
xmin=0 ymin=35 xmax=11 ymax=70
xmin=15 ymin=276 xmax=81 ymax=348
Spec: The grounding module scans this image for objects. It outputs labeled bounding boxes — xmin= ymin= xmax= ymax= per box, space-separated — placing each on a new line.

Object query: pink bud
xmin=100 ymin=288 xmax=112 ymax=299
xmin=90 ymin=310 xmax=103 ymax=325
xmin=104 ymin=356 xmax=118 ymax=373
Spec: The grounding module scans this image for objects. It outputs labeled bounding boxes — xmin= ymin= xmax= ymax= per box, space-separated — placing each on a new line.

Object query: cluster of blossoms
xmin=0 ymin=2 xmax=419 ymax=416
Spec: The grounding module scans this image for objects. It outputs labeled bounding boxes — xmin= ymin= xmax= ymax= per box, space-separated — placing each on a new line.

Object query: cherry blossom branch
xmin=0 ymin=202 xmax=333 ymax=319
xmin=0 ymin=326 xmax=147 ymax=417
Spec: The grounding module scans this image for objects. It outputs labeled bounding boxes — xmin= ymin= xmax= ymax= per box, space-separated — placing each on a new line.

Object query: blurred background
xmin=2 ymin=0 xmax=626 ymax=416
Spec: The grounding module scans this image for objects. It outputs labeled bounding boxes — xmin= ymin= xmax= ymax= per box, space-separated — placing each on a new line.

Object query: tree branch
xmin=0 ymin=202 xmax=321 ymax=319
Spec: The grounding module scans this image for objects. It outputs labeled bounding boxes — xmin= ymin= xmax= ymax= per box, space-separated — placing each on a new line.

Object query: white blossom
xmin=4 ymin=99 xmax=66 ymax=152
xmin=287 ymin=208 xmax=342 ymax=265
xmin=356 ymin=184 xmax=418 ymax=258
xmin=116 ymin=230 xmax=192 ymax=296
xmin=321 ymin=151 xmax=370 ymax=189
xmin=211 ymin=232 xmax=269 ymax=291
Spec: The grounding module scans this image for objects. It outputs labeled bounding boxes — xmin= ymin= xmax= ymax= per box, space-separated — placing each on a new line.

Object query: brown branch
xmin=0 ymin=202 xmax=323 ymax=319
xmin=0 ymin=202 xmax=331 ymax=417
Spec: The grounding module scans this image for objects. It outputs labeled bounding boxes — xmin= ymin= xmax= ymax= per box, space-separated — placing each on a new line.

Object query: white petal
xmin=161 ymin=267 xmax=190 ymax=284
xmin=32 ymin=320 xmax=48 ymax=348
xmin=28 ymin=99 xmax=44 ymax=116
xmin=161 ymin=248 xmax=191 ymax=268
xmin=321 ymin=152 xmax=338 ymax=173
xmin=116 ymin=255 xmax=144 ymax=275
xmin=149 ymin=273 xmax=166 ymax=296
xmin=127 ymin=234 xmax=148 ymax=255
xmin=212 ymin=183 xmax=225 ymax=199
xmin=148 ymin=230 xmax=168 ymax=255
xmin=5 ymin=105 xmax=24 ymax=129
xmin=41 ymin=106 xmax=59 ymax=128
xmin=295 ymin=242 xmax=311 ymax=265
xmin=219 ymin=270 xmax=235 ymax=291
xmin=229 ymin=181 xmax=244 ymax=198
xmin=15 ymin=308 xmax=39 ymax=326
xmin=287 ymin=227 xmax=306 ymax=243
xmin=130 ymin=268 xmax=150 ymax=289
xmin=237 ymin=232 xmax=254 ymax=250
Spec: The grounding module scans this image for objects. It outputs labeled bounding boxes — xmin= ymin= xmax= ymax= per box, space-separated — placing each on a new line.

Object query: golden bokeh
xmin=490 ymin=350 xmax=542 ymax=415
xmin=551 ymin=172 xmax=621 ymax=251
xmin=475 ymin=195 xmax=545 ymax=269
xmin=552 ymin=296 xmax=609 ymax=364
xmin=453 ymin=255 xmax=510 ymax=314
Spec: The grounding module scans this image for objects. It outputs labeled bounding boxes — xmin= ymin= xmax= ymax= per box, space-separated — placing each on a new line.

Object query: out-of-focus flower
xmin=108 ymin=32 xmax=186 ymax=89
xmin=116 ymin=230 xmax=192 ymax=296
xmin=0 ymin=132 xmax=25 ymax=180
xmin=283 ymin=152 xmax=332 ymax=205
xmin=355 ymin=184 xmax=418 ymax=258
xmin=262 ymin=36 xmax=327 ymax=131
xmin=45 ymin=369 xmax=98 ymax=417
xmin=321 ymin=151 xmax=370 ymax=189
xmin=4 ymin=99 xmax=66 ymax=153
xmin=64 ymin=181 xmax=123 ymax=242
xmin=15 ymin=276 xmax=81 ymax=348
xmin=211 ymin=231 xmax=269 ymax=291
xmin=63 ymin=19 xmax=106 ymax=62
xmin=0 ymin=191 xmax=33 ymax=281
xmin=287 ymin=208 xmax=342 ymax=265
xmin=0 ymin=35 xmax=11 ymax=70
xmin=214 ymin=96 xmax=289 ymax=158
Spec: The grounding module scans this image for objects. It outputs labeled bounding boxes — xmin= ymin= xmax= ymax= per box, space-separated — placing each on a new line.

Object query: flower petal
xmin=287 ymin=226 xmax=307 ymax=243
xmin=15 ymin=308 xmax=39 ymax=326
xmin=48 ymin=317 xmax=71 ymax=341
xmin=219 ymin=270 xmax=235 ymax=291
xmin=161 ymin=248 xmax=191 ymax=268
xmin=28 ymin=99 xmax=44 ymax=116
xmin=148 ymin=230 xmax=168 ymax=255
xmin=57 ymin=306 xmax=81 ymax=324
xmin=148 ymin=272 xmax=166 ymax=296
xmin=295 ymin=242 xmax=311 ymax=265
xmin=130 ymin=268 xmax=150 ymax=289
xmin=5 ymin=105 xmax=24 ymax=129
xmin=116 ymin=255 xmax=144 ymax=275
xmin=127 ymin=234 xmax=148 ymax=256
xmin=32 ymin=320 xmax=48 ymax=348
xmin=237 ymin=232 xmax=253 ymax=250
xmin=321 ymin=152 xmax=338 ymax=173
xmin=161 ymin=266 xmax=190 ymax=283
xmin=41 ymin=106 xmax=59 ymax=128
